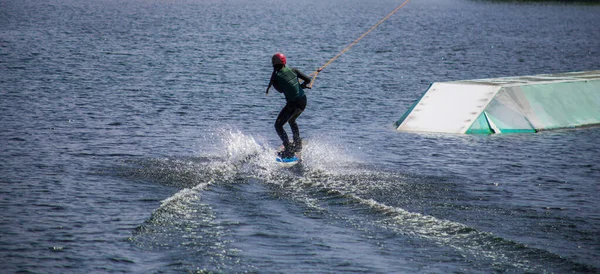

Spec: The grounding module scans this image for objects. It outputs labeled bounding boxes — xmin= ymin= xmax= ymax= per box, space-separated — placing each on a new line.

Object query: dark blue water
xmin=1 ymin=0 xmax=599 ymax=272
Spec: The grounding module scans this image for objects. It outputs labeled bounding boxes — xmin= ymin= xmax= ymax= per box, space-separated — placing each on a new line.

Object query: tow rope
xmin=308 ymin=0 xmax=411 ymax=89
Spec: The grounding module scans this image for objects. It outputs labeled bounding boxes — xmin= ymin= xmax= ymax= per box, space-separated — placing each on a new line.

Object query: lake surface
xmin=1 ymin=0 xmax=599 ymax=272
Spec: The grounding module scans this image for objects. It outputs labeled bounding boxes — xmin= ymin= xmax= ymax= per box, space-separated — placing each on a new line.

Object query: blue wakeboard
xmin=275 ymin=153 xmax=301 ymax=167
xmin=275 ymin=140 xmax=303 ymax=167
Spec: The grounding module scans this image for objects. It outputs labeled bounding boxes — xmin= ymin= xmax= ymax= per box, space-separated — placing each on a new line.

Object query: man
xmin=266 ymin=52 xmax=311 ymax=159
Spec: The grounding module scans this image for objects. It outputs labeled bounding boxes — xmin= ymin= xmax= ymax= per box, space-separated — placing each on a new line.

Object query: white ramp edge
xmin=396 ymin=70 xmax=600 ymax=134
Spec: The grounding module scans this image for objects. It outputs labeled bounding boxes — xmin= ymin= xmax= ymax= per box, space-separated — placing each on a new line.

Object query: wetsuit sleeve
xmin=267 ymin=70 xmax=277 ymax=93
xmin=268 ymin=71 xmax=276 ymax=86
xmin=291 ymin=67 xmax=311 ymax=83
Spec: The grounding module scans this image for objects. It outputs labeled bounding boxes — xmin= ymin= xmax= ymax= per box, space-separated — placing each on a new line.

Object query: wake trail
xmin=125 ymin=129 xmax=594 ymax=272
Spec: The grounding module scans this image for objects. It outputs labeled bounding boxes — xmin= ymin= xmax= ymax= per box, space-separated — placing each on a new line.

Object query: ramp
xmin=395 ymin=70 xmax=600 ymax=134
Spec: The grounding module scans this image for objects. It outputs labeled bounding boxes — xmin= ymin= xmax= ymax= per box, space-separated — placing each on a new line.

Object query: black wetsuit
xmin=268 ymin=66 xmax=311 ymax=152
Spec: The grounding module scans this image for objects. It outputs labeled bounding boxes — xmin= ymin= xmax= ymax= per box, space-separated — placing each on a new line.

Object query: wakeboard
xmin=275 ymin=154 xmax=301 ymax=167
xmin=275 ymin=147 xmax=302 ymax=167
xmin=275 ymin=140 xmax=305 ymax=167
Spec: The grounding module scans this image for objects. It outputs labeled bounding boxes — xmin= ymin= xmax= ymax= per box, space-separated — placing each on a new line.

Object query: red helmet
xmin=272 ymin=52 xmax=286 ymax=65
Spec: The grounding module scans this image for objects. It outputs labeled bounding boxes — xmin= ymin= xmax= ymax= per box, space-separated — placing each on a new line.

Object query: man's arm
xmin=292 ymin=67 xmax=311 ymax=87
xmin=266 ymin=71 xmax=276 ymax=94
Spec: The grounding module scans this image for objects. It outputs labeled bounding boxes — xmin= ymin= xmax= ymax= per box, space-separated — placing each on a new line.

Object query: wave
xmin=122 ymin=129 xmax=594 ymax=272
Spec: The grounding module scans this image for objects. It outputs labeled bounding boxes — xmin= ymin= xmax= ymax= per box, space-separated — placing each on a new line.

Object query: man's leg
xmin=288 ymin=96 xmax=306 ymax=152
xmin=275 ymin=105 xmax=294 ymax=157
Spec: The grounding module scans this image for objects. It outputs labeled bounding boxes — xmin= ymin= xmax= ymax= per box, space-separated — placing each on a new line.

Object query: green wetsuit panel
xmin=273 ymin=66 xmax=305 ymax=102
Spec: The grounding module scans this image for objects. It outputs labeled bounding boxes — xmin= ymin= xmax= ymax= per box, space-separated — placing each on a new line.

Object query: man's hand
xmin=301 ymin=82 xmax=311 ymax=89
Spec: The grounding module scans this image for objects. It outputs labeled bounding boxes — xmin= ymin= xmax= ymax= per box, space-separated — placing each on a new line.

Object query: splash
xmin=207 ymin=129 xmax=363 ymax=178
xmin=300 ymin=137 xmax=359 ymax=174
xmin=220 ymin=129 xmax=264 ymax=163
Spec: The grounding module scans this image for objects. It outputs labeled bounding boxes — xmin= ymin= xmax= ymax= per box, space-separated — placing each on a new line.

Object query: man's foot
xmin=277 ymin=149 xmax=294 ymax=159
xmin=277 ymin=143 xmax=295 ymax=159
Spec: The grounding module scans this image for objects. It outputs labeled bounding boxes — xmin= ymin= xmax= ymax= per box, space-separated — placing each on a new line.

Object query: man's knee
xmin=275 ymin=120 xmax=284 ymax=131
